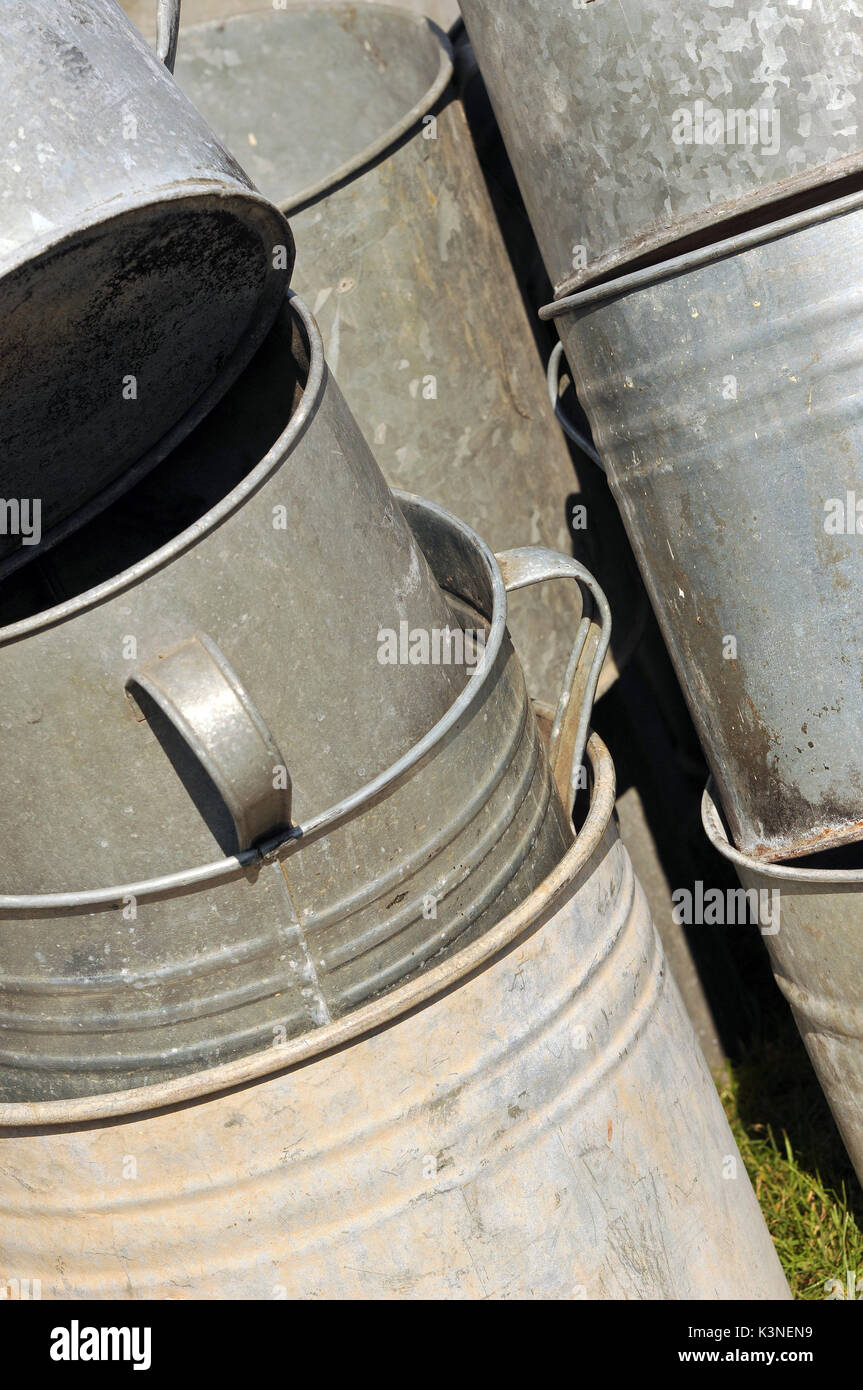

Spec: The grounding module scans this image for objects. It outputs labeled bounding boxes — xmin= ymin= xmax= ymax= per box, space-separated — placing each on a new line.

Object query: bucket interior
xmin=0 ymin=297 xmax=310 ymax=628
xmin=174 ymin=6 xmax=449 ymax=209
xmin=0 ymin=197 xmax=290 ymax=572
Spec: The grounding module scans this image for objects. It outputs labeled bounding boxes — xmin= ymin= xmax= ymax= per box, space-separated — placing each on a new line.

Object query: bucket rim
xmin=702 ymin=780 xmax=863 ymax=884
xmin=0 ymin=182 xmax=294 ymax=583
xmin=0 ymin=285 xmax=319 ymax=644
xmin=541 ymin=181 xmax=863 ymax=321
xmin=0 ymin=734 xmax=615 ymax=1128
xmin=176 ymin=3 xmax=454 ymax=217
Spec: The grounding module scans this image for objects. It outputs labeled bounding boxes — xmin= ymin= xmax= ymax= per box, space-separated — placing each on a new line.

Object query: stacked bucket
xmin=0 ymin=0 xmax=794 ymax=1299
xmin=459 ymin=0 xmax=863 ymax=1188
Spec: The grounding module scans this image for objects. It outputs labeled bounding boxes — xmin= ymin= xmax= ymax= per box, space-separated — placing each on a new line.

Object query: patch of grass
xmin=719 ymin=1021 xmax=863 ymax=1301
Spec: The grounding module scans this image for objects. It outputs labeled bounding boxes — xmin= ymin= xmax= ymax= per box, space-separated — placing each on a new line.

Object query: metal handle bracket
xmin=126 ymin=633 xmax=293 ymax=852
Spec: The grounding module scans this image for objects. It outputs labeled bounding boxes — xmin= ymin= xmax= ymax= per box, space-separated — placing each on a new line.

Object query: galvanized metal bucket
xmin=0 ymin=730 xmax=789 ymax=1299
xmin=0 ymin=0 xmax=293 ymax=575
xmin=541 ymin=186 xmax=863 ymax=863
xmin=0 ymin=294 xmax=613 ymax=1101
xmin=459 ymin=0 xmax=863 ymax=295
xmin=172 ymin=3 xmax=616 ymax=707
xmin=703 ymin=783 xmax=863 ymax=1187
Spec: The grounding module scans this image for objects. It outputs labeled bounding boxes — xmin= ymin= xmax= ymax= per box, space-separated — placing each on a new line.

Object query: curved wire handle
xmin=155 ymin=0 xmax=180 ymax=71
xmin=496 ymin=548 xmax=610 ymax=815
xmin=547 ymin=341 xmax=605 ymax=472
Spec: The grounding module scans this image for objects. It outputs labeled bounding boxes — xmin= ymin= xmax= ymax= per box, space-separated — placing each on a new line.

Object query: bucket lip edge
xmin=541 ymin=181 xmax=863 ymax=320
xmin=0 ymin=734 xmax=616 ymax=1128
xmin=0 ymin=285 xmax=319 ymax=645
xmin=175 ymin=3 xmax=454 ymax=217
xmin=549 ymin=149 xmax=863 ymax=303
xmin=0 ymin=181 xmax=296 ymax=590
xmin=701 ymin=780 xmax=863 ymax=883
xmin=0 ymin=176 xmax=292 ymax=289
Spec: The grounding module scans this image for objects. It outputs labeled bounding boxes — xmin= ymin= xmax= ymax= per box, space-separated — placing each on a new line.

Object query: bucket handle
xmin=155 ymin=0 xmax=181 ymax=72
xmin=546 ymin=341 xmax=605 ymax=472
xmin=497 ymin=547 xmax=611 ymax=815
xmin=126 ymin=633 xmax=293 ymax=852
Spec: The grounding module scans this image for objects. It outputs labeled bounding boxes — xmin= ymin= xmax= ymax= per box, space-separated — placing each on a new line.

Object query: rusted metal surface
xmin=459 ymin=0 xmax=863 ymax=295
xmin=0 ymin=296 xmax=586 ymax=1102
xmin=542 ymin=188 xmax=863 ymax=863
xmin=703 ymin=784 xmax=863 ymax=1187
xmin=172 ymin=4 xmax=602 ymax=707
xmin=0 ymin=736 xmax=789 ymax=1299
xmin=0 ymin=0 xmax=292 ymax=574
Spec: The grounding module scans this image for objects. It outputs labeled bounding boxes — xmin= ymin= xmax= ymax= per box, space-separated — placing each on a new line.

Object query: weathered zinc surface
xmin=0 ymin=737 xmax=790 ymax=1300
xmin=173 ymin=5 xmax=592 ymax=709
xmin=545 ymin=191 xmax=863 ymax=862
xmin=459 ymin=0 xmax=863 ymax=293
xmin=704 ymin=784 xmax=863 ymax=1186
xmin=0 ymin=0 xmax=291 ymax=572
xmin=124 ymin=0 xmax=463 ymax=37
xmin=0 ymin=301 xmax=570 ymax=1101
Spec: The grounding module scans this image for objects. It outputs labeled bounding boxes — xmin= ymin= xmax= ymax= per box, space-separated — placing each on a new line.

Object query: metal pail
xmin=459 ymin=0 xmax=863 ymax=296
xmin=0 ymin=0 xmax=293 ymax=574
xmin=541 ymin=188 xmax=863 ymax=862
xmin=0 ymin=733 xmax=789 ymax=1300
xmin=0 ymin=301 xmax=599 ymax=1099
xmin=172 ymin=4 xmax=605 ymax=707
xmin=703 ymin=783 xmax=863 ymax=1186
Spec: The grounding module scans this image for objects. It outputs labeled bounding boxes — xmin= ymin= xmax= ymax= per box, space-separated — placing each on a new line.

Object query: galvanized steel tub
xmin=0 ymin=0 xmax=293 ymax=574
xmin=0 ymin=734 xmax=790 ymax=1300
xmin=703 ymin=783 xmax=863 ymax=1187
xmin=172 ymin=4 xmax=612 ymax=707
xmin=459 ymin=0 xmax=863 ymax=295
xmin=541 ymin=187 xmax=863 ymax=863
xmin=0 ymin=297 xmax=587 ymax=1101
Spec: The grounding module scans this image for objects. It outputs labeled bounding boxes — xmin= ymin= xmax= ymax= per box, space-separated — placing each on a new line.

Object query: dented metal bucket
xmin=459 ymin=0 xmax=863 ymax=295
xmin=542 ymin=188 xmax=863 ymax=863
xmin=703 ymin=783 xmax=863 ymax=1187
xmin=0 ymin=0 xmax=293 ymax=574
xmin=0 ymin=732 xmax=789 ymax=1299
xmin=0 ymin=295 xmax=603 ymax=1101
xmin=172 ymin=3 xmax=613 ymax=706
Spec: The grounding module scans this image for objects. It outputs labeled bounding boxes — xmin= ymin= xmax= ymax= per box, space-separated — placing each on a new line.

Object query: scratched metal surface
xmin=0 ymin=0 xmax=291 ymax=572
xmin=704 ymin=785 xmax=863 ymax=1186
xmin=459 ymin=0 xmax=863 ymax=294
xmin=554 ymin=195 xmax=863 ymax=862
xmin=0 ymin=298 xmax=568 ymax=1101
xmin=0 ymin=737 xmax=790 ymax=1300
xmin=173 ymin=5 xmax=591 ymax=709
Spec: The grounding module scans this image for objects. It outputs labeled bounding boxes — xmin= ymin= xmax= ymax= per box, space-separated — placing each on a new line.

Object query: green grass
xmin=719 ymin=1020 xmax=863 ymax=1300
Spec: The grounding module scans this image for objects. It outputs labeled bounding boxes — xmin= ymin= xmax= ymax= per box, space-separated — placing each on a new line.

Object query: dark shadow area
xmin=451 ymin=19 xmax=555 ymax=354
xmin=592 ymin=615 xmax=770 ymax=1060
xmin=452 ymin=24 xmax=648 ymax=705
xmin=0 ymin=297 xmax=309 ymax=623
xmin=734 ymin=1005 xmax=863 ymax=1226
